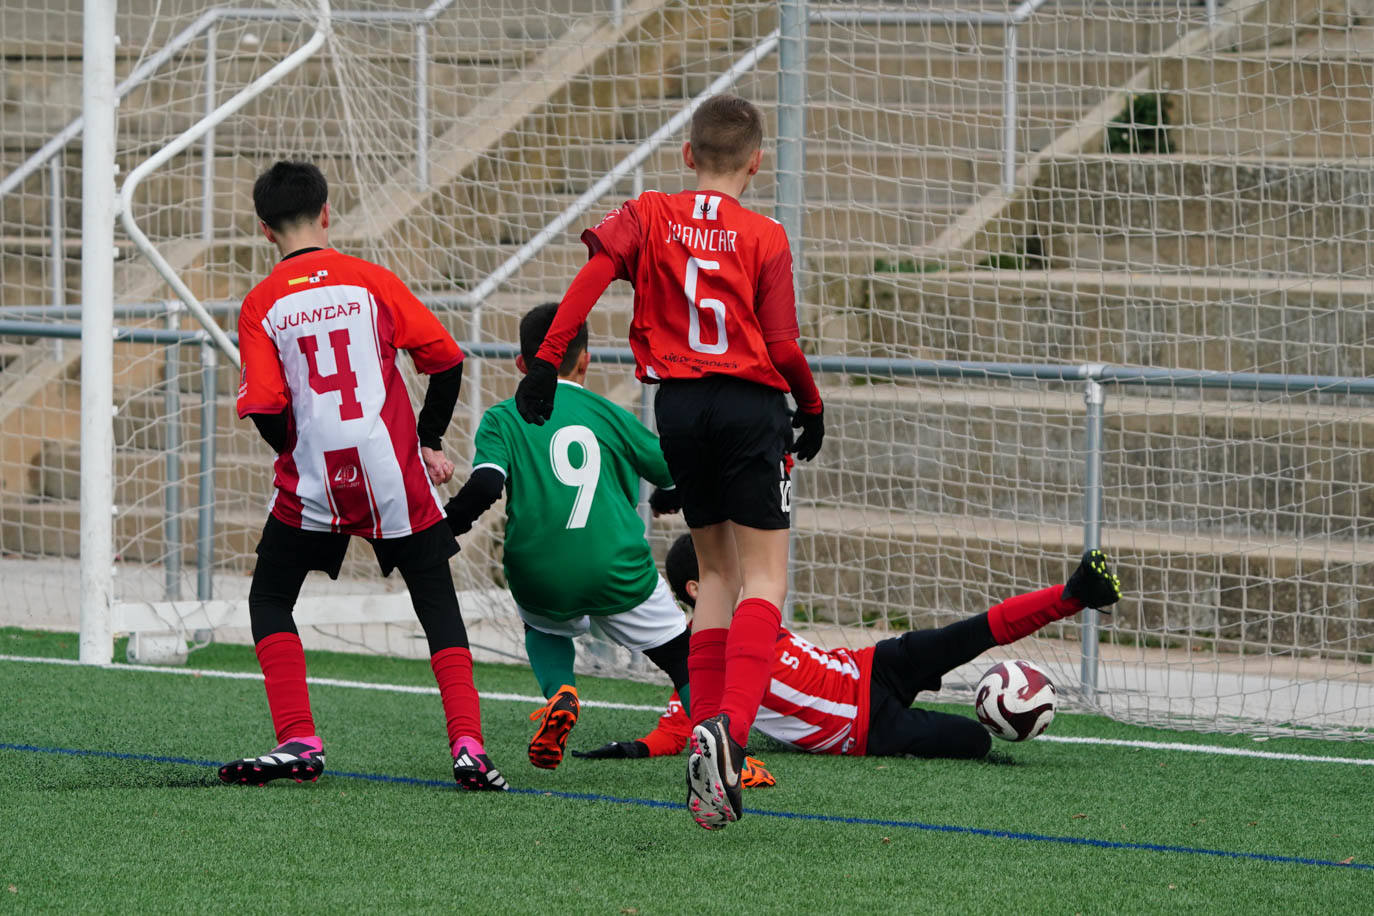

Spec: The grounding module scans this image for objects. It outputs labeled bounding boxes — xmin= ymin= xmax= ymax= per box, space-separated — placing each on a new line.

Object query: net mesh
xmin=3 ymin=0 xmax=1373 ymax=737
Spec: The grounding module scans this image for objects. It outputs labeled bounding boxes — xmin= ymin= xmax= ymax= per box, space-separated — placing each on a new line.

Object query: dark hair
xmin=253 ymin=160 xmax=328 ymax=231
xmin=665 ymin=533 xmax=699 ymax=608
xmin=689 ymin=94 xmax=764 ymax=174
xmin=520 ymin=303 xmax=587 ymax=375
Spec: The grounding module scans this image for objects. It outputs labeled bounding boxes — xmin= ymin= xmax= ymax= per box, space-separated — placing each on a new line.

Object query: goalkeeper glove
xmin=514 ymin=357 xmax=559 ymax=425
xmin=791 ymin=406 xmax=825 ymax=461
xmin=648 ymin=486 xmax=682 ymax=516
xmin=571 ymin=740 xmax=650 ymax=760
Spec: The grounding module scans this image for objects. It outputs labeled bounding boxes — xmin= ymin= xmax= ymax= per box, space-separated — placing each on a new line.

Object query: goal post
xmin=78 ymin=0 xmax=117 ymax=665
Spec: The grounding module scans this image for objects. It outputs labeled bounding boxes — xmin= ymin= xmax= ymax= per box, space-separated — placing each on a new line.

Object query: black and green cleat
xmin=1063 ymin=549 xmax=1122 ymax=612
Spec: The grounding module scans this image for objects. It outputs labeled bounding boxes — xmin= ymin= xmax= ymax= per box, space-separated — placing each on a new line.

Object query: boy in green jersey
xmin=445 ymin=304 xmax=691 ymax=770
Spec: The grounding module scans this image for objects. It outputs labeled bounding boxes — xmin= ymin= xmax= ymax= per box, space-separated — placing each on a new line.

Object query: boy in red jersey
xmin=575 ymin=535 xmax=1122 ymax=763
xmin=220 ymin=161 xmax=506 ymax=791
xmin=514 ymin=95 xmax=824 ymax=828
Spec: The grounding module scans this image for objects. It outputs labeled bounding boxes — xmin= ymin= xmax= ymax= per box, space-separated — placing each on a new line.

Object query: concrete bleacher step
xmin=614 ymin=102 xmax=1078 ymax=152
xmin=805 ymin=383 xmax=1374 ymax=540
xmin=831 ymin=269 xmax=1374 ymax=376
xmin=724 ymin=54 xmax=1142 ymax=108
xmin=791 ymin=506 xmax=1374 ymax=649
xmin=565 ymin=142 xmax=1003 ymax=201
xmin=1030 ymin=154 xmax=1374 ymax=276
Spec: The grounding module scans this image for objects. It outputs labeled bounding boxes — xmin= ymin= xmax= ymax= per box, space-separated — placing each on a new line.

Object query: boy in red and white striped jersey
xmin=575 ymin=535 xmax=1122 ymax=763
xmin=220 ymin=161 xmax=506 ymax=792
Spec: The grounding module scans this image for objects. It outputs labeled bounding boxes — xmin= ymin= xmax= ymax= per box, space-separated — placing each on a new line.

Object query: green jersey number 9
xmin=549 ymin=424 xmax=602 ymax=529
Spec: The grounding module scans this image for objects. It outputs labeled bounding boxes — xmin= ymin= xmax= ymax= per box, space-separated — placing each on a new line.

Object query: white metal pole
xmin=80 ymin=0 xmax=118 ymax=665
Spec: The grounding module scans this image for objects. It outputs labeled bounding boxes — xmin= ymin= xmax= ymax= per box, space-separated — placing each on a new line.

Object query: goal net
xmin=2 ymin=0 xmax=1372 ymax=739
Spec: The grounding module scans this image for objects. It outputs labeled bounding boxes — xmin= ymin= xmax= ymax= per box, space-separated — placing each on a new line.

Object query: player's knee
xmin=953 ymin=721 xmax=993 ymax=759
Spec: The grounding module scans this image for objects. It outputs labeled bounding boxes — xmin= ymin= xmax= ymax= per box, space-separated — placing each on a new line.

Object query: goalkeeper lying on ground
xmin=574 ymin=534 xmax=1121 ymax=768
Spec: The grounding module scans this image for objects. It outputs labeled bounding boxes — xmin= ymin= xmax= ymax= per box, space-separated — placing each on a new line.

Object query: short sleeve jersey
xmin=236 ymin=248 xmax=463 ymax=538
xmin=581 ymin=190 xmax=798 ymax=389
xmin=755 ymin=630 xmax=877 ymax=755
xmin=640 ymin=627 xmax=877 ymax=755
xmin=472 ymin=380 xmax=674 ymax=619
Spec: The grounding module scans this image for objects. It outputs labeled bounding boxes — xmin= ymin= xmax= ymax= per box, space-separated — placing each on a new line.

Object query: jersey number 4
xmin=298 ymin=328 xmax=363 ymax=421
xmin=683 ymin=257 xmax=728 ymax=355
xmin=550 ymin=425 xmax=602 ymax=529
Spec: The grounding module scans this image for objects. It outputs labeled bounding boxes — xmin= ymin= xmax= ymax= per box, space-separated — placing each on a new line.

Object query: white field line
xmin=5 ymin=653 xmax=1374 ymax=766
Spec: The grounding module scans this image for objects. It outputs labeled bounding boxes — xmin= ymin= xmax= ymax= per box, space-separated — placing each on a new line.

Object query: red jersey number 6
xmin=298 ymin=328 xmax=364 ymax=421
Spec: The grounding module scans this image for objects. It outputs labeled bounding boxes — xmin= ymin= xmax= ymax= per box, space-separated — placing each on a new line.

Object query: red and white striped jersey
xmin=638 ymin=627 xmax=877 ymax=756
xmin=756 ymin=630 xmax=875 ymax=755
xmin=236 ymin=248 xmax=463 ymax=538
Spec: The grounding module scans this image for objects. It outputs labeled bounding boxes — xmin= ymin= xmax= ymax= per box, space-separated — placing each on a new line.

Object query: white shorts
xmin=517 ymin=575 xmax=687 ymax=653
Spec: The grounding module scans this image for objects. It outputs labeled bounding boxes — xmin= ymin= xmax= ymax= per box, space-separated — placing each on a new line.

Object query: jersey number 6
xmin=683 ymin=257 xmax=728 ymax=355
xmin=550 ymin=425 xmax=602 ymax=529
xmin=298 ymin=328 xmax=364 ymax=421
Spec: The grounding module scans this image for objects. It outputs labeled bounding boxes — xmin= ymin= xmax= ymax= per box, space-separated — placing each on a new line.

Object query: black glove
xmin=514 ymin=357 xmax=559 ymax=425
xmin=571 ymin=740 xmax=650 ymax=760
xmin=648 ymin=486 xmax=682 ymax=516
xmin=791 ymin=406 xmax=824 ymax=461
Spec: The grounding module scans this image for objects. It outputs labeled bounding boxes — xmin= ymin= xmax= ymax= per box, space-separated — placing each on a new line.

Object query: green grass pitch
xmin=3 ymin=626 xmax=1372 ymax=913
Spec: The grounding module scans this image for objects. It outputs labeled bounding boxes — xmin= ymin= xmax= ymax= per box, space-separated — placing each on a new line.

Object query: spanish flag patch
xmin=287 ymin=269 xmax=329 ymax=287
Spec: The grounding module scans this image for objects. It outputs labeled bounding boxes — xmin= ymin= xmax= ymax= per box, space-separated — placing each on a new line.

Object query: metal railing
xmin=5 ymin=313 xmax=1374 ymax=687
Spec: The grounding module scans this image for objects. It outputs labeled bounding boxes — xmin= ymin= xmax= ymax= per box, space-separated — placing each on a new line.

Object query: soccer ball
xmin=974 ymin=660 xmax=1057 ymax=741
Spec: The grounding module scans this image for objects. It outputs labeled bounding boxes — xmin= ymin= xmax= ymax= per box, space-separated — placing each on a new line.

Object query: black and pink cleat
xmin=452 ymin=736 xmax=509 ymax=791
xmin=219 ymin=737 xmax=325 ymax=786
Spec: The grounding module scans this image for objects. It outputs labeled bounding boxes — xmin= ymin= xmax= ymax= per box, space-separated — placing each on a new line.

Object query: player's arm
xmin=445 ymin=412 xmax=509 ymax=538
xmin=379 ymin=270 xmax=466 ymax=482
xmin=514 ymin=252 xmax=617 ymax=425
xmin=443 ymin=465 xmax=504 ymax=538
xmin=757 ymin=237 xmax=824 ymax=461
xmin=235 ymin=296 xmax=291 ymax=454
xmin=572 ymin=690 xmax=692 ymax=759
xmin=517 ymin=201 xmax=644 ymax=425
xmin=615 ymin=406 xmax=680 ymax=515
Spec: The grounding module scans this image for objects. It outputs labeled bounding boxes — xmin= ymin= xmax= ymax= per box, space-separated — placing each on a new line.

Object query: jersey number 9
xmin=550 ymin=425 xmax=602 ymax=529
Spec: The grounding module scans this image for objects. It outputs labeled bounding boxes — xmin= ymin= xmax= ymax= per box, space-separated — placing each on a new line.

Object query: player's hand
xmin=514 ymin=357 xmax=559 ymax=425
xmin=791 ymin=406 xmax=825 ymax=461
xmin=648 ymin=486 xmax=682 ymax=517
xmin=571 ymin=740 xmax=650 ymax=760
xmin=421 ymin=446 xmax=454 ymax=485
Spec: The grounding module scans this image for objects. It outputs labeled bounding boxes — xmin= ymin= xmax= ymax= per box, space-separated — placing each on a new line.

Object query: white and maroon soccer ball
xmin=974 ymin=660 xmax=1058 ymax=742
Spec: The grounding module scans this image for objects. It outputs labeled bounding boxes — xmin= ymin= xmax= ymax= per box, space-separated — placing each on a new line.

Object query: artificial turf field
xmin=2 ymin=626 xmax=1371 ymax=913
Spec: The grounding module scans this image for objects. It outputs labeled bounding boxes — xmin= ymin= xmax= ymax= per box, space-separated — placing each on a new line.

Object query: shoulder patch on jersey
xmin=287 ymin=269 xmax=329 ymax=287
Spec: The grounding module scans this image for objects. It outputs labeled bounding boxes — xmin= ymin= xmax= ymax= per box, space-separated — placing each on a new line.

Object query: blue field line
xmin=3 ymin=740 xmax=1369 ymax=871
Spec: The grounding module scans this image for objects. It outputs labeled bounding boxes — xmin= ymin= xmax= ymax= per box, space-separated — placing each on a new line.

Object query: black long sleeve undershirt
xmin=416 ymin=362 xmax=464 ymax=450
xmin=249 ymin=410 xmax=290 ymax=454
xmin=443 ymin=466 xmax=505 ymax=537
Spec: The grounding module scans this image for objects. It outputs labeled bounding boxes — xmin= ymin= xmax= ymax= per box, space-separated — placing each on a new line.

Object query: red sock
xmin=687 ymin=628 xmax=727 ymax=725
xmin=987 ymin=586 xmax=1084 ymax=645
xmin=719 ymin=598 xmax=782 ymax=746
xmin=431 ymin=646 xmax=482 ymax=748
xmin=255 ymin=632 xmax=314 ymax=744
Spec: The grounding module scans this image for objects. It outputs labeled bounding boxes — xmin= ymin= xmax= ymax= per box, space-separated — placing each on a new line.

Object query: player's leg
xmin=592 ymin=575 xmax=691 ymax=712
xmin=686 ymin=522 xmax=738 ymax=730
xmin=865 ymin=693 xmax=991 ymax=760
xmin=687 ymin=380 xmax=791 ymax=829
xmin=870 ymin=616 xmax=998 ymax=710
xmin=517 ymin=610 xmax=588 ymax=770
xmin=398 ymin=556 xmax=508 ymax=791
xmin=220 ymin=558 xmax=323 ymax=785
xmin=986 ymin=549 xmax=1122 ymax=645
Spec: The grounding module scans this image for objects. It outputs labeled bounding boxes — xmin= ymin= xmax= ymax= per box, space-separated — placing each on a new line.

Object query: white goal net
xmin=2 ymin=0 xmax=1372 ymax=739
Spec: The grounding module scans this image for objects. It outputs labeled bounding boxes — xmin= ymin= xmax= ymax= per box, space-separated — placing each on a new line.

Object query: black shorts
xmin=863 ymin=622 xmax=995 ymax=759
xmin=654 ymin=376 xmax=792 ymax=530
xmin=255 ymin=513 xmax=458 ymax=579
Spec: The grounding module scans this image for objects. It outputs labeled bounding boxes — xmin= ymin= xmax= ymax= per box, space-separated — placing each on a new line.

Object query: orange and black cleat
xmin=528 ymin=685 xmax=580 ymax=769
xmin=740 ymin=755 xmax=776 ymax=789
